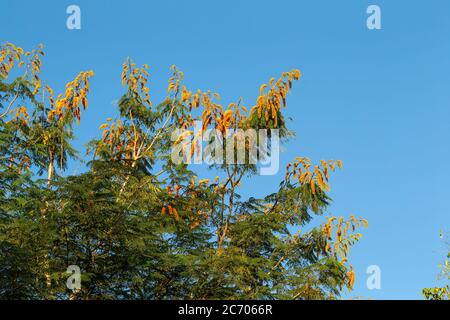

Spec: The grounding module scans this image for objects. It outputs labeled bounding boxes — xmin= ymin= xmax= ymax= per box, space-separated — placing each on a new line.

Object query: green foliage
xmin=423 ymin=232 xmax=449 ymax=300
xmin=0 ymin=44 xmax=365 ymax=300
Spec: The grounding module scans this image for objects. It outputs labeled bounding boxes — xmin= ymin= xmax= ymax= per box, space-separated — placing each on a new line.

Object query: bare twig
xmin=0 ymin=92 xmax=19 ymax=119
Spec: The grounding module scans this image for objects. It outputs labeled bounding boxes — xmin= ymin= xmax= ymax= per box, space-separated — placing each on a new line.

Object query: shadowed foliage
xmin=0 ymin=43 xmax=367 ymax=300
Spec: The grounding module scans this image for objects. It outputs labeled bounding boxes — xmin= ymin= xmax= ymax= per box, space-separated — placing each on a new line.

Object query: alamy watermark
xmin=366 ymin=265 xmax=382 ymax=290
xmin=66 ymin=5 xmax=381 ymax=31
xmin=171 ymin=121 xmax=280 ymax=176
xmin=66 ymin=5 xmax=81 ymax=30
xmin=367 ymin=5 xmax=382 ymax=30
xmin=66 ymin=265 xmax=81 ymax=292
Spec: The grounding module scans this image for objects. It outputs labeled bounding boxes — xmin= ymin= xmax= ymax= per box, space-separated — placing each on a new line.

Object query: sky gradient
xmin=1 ymin=0 xmax=450 ymax=299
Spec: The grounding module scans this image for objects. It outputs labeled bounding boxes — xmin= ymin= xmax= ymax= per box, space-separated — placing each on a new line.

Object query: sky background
xmin=1 ymin=0 xmax=450 ymax=299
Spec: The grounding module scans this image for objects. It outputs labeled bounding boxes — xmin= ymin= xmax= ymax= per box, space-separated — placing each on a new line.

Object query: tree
xmin=423 ymin=232 xmax=449 ymax=300
xmin=0 ymin=42 xmax=367 ymax=300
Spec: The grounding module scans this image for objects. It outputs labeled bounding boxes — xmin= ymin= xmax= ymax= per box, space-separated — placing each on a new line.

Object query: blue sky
xmin=1 ymin=0 xmax=450 ymax=299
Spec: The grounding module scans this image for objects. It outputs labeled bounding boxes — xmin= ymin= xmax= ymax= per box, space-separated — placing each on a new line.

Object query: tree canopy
xmin=423 ymin=232 xmax=449 ymax=300
xmin=0 ymin=42 xmax=368 ymax=300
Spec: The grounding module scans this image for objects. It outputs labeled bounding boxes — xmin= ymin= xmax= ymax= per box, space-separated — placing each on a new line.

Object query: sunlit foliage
xmin=423 ymin=232 xmax=450 ymax=300
xmin=0 ymin=42 xmax=367 ymax=300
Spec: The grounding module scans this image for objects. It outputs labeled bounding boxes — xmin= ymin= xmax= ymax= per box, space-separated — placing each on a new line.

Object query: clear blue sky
xmin=2 ymin=0 xmax=449 ymax=299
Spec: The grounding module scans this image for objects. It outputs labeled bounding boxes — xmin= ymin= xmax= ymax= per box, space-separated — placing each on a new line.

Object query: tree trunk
xmin=44 ymin=150 xmax=55 ymax=297
xmin=47 ymin=151 xmax=54 ymax=185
